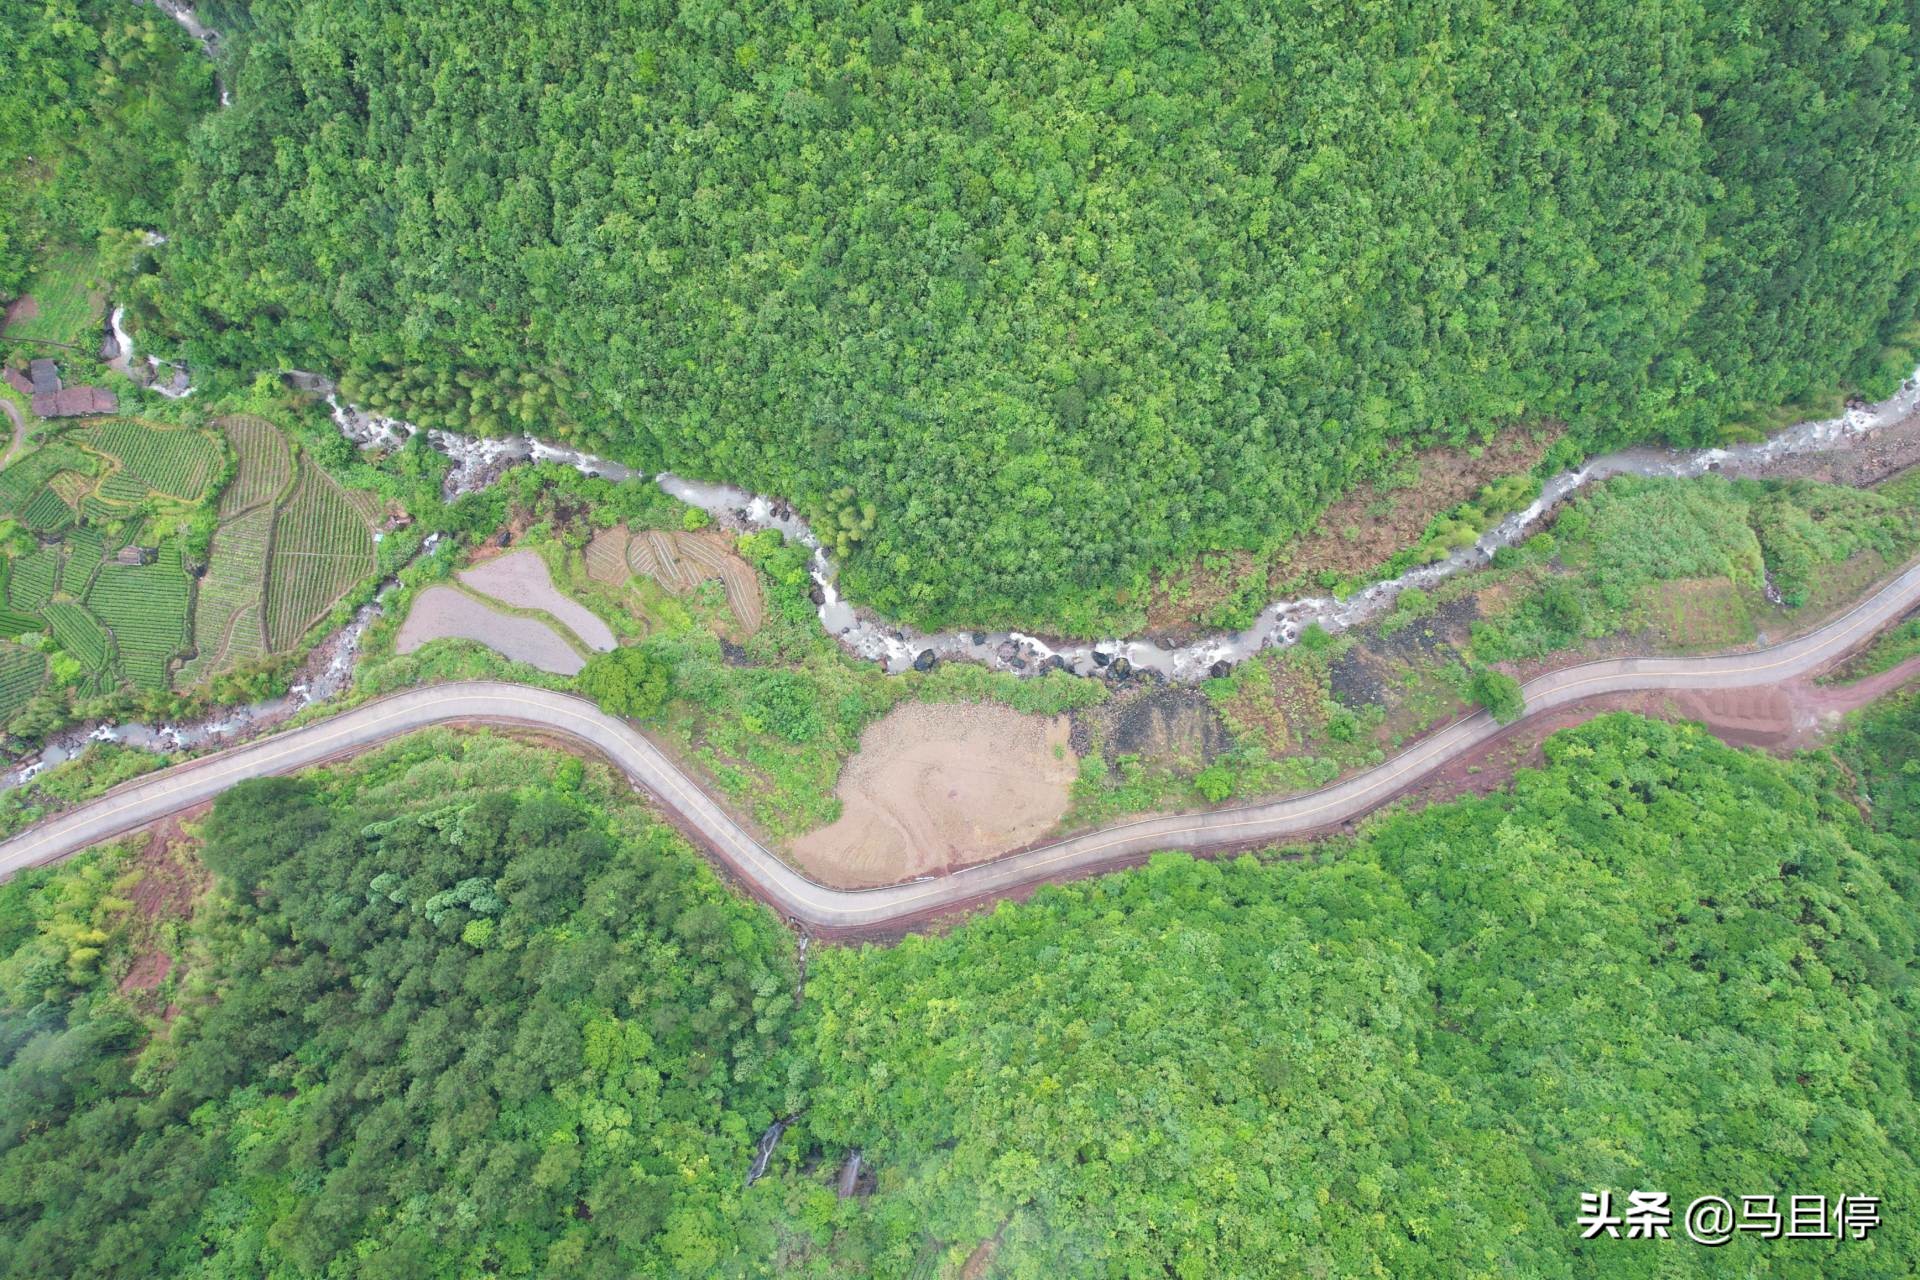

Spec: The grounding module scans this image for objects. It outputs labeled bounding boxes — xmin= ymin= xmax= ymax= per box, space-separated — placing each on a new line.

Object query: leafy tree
xmin=576 ymin=644 xmax=669 ymax=719
xmin=1468 ymin=668 xmax=1525 ymax=723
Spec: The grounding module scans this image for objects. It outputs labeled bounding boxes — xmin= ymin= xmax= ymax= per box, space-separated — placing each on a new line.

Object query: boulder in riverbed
xmin=913 ymin=649 xmax=937 ymax=672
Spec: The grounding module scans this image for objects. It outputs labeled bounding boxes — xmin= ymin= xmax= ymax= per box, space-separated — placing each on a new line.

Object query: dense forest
xmin=0 ymin=2 xmax=211 ymax=300
xmin=124 ymin=0 xmax=1920 ymax=628
xmin=3 ymin=708 xmax=1918 ymax=1276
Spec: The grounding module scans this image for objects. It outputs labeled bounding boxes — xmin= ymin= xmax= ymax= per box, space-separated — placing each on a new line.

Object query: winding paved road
xmin=4 ymin=558 xmax=1920 ymax=929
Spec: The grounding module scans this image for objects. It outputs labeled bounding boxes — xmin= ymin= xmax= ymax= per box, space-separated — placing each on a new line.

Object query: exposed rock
xmin=996 ymin=641 xmax=1017 ymax=661
xmin=913 ymin=649 xmax=936 ymax=672
xmin=1209 ymin=659 xmax=1233 ymax=679
xmin=808 ymin=583 xmax=826 ymax=605
xmin=1108 ymin=656 xmax=1133 ymax=679
xmin=1091 ymin=650 xmax=1111 ymax=667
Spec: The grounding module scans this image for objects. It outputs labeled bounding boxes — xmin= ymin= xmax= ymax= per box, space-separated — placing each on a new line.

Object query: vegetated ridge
xmin=139 ymin=1 xmax=1920 ymax=630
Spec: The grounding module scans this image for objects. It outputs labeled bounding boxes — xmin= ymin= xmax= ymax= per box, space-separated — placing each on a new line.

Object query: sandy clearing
xmin=790 ymin=701 xmax=1077 ymax=888
xmin=396 ymin=585 xmax=586 ymax=675
xmin=459 ymin=549 xmax=616 ymax=651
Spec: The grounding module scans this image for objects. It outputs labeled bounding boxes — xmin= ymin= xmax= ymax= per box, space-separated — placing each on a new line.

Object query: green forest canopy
xmin=125 ymin=0 xmax=1920 ymax=631
xmin=0 ymin=2 xmax=211 ymax=301
xmin=3 ymin=706 xmax=1919 ymax=1276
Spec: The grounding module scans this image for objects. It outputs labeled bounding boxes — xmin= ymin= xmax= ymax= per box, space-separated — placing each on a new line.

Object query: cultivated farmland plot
xmin=82 ymin=420 xmax=224 ymax=502
xmin=43 ymin=601 xmax=111 ymax=674
xmin=216 ymin=414 xmax=294 ymax=516
xmin=180 ymin=505 xmax=272 ymax=683
xmin=7 ymin=546 xmax=58 ymax=613
xmin=265 ymin=456 xmax=376 ymax=651
xmin=0 ymin=644 xmax=47 ymax=718
xmin=0 ymin=444 xmax=94 ymax=515
xmin=0 ymin=410 xmax=379 ymax=698
xmin=20 ymin=487 xmax=75 ymax=535
xmin=625 ymin=528 xmax=765 ymax=631
xmin=59 ymin=527 xmax=104 ymax=595
xmin=88 ymin=545 xmax=192 ymax=690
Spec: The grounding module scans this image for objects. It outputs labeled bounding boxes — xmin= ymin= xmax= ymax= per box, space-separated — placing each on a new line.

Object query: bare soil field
xmin=460 ymin=549 xmax=615 ymax=651
xmin=585 ymin=526 xmax=631 ymax=583
xmin=396 ymin=585 xmax=586 ymax=675
xmin=790 ymin=701 xmax=1078 ymax=887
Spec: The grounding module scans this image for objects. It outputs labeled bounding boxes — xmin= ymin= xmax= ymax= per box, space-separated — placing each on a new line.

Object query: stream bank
xmin=313 ymin=368 xmax=1920 ymax=683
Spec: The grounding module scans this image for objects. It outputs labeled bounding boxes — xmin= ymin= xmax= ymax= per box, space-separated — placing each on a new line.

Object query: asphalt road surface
xmin=4 ymin=557 xmax=1920 ymax=930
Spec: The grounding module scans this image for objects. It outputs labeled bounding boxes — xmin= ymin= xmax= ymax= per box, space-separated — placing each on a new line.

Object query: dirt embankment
xmin=116 ymin=808 xmax=211 ymax=1012
xmin=1724 ymin=400 xmax=1920 ymax=487
xmin=790 ymin=702 xmax=1077 ymax=887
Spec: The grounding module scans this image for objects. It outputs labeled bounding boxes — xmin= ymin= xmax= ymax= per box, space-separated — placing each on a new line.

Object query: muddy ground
xmin=789 ymin=701 xmax=1078 ymax=887
xmin=460 ymin=549 xmax=616 ymax=651
xmin=396 ymin=585 xmax=585 ymax=675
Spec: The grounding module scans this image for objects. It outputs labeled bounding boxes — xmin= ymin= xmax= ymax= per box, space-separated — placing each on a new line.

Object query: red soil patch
xmin=2 ymin=295 xmax=39 ymax=328
xmin=1145 ymin=425 xmax=1558 ymax=631
xmin=116 ymin=808 xmax=211 ymax=1003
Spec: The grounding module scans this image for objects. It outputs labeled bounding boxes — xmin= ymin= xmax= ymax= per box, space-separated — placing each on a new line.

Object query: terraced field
xmin=0 ymin=644 xmax=46 ymax=718
xmin=0 ymin=413 xmax=379 ymax=699
xmin=0 ymin=245 xmax=100 ymax=346
xmin=0 ymin=609 xmax=41 ymax=638
xmin=584 ymin=526 xmax=631 ymax=583
xmin=88 ymin=547 xmax=192 ymax=690
xmin=179 ymin=505 xmax=272 ymax=683
xmin=20 ymin=487 xmax=75 ymax=534
xmin=49 ymin=470 xmax=93 ymax=510
xmin=43 ymin=601 xmax=110 ymax=674
xmin=266 ymin=456 xmax=376 ymax=651
xmin=626 ymin=528 xmax=765 ymax=631
xmin=82 ymin=420 xmax=224 ymax=502
xmin=7 ymin=546 xmax=57 ymax=613
xmin=58 ymin=527 xmax=105 ymax=595
xmin=0 ymin=444 xmax=94 ymax=513
xmin=216 ymin=414 xmax=294 ymax=515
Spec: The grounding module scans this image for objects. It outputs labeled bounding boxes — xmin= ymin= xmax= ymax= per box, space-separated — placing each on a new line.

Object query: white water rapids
xmin=103 ymin=0 xmax=1920 ymax=684
xmin=314 ymin=369 xmax=1920 ymax=681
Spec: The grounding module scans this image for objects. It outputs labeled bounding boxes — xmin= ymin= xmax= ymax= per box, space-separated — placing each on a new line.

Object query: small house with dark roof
xmin=27 ymin=360 xmax=60 ymax=395
xmin=33 ymin=386 xmax=118 ymax=418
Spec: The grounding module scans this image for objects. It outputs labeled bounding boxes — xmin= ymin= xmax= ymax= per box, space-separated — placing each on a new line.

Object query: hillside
xmin=143 ymin=0 xmax=1920 ymax=629
xmin=1 ymin=707 xmax=1917 ymax=1276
